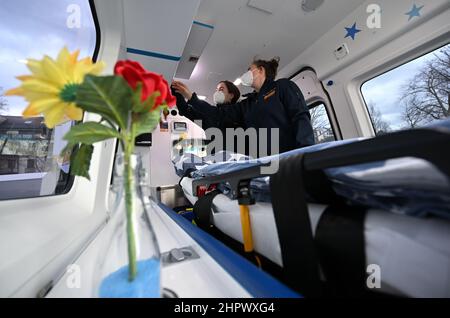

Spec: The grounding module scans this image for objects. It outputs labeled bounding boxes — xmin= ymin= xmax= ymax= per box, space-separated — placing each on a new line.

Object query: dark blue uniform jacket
xmin=175 ymin=78 xmax=314 ymax=156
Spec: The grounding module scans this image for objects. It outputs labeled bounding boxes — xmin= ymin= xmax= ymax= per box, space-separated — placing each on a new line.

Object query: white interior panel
xmin=123 ymin=0 xmax=201 ymax=80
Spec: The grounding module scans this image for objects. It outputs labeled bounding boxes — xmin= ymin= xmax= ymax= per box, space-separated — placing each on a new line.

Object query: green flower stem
xmin=123 ymin=125 xmax=137 ymax=281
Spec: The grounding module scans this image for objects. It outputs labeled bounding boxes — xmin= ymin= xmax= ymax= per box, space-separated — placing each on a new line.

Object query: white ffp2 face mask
xmin=240 ymin=70 xmax=254 ymax=87
xmin=213 ymin=91 xmax=226 ymax=105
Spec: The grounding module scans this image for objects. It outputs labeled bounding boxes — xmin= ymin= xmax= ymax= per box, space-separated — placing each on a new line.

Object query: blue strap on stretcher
xmin=158 ymin=203 xmax=301 ymax=298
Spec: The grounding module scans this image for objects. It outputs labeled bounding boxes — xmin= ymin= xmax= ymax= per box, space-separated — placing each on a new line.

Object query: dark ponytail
xmin=220 ymin=80 xmax=241 ymax=104
xmin=252 ymin=56 xmax=280 ymax=80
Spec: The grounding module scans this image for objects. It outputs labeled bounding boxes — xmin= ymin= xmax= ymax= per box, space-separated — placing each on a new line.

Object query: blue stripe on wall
xmin=193 ymin=20 xmax=214 ymax=29
xmin=158 ymin=203 xmax=301 ymax=298
xmin=126 ymin=47 xmax=181 ymax=61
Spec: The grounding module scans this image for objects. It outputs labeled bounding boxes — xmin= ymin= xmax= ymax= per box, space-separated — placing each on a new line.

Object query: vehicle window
xmin=309 ymin=103 xmax=336 ymax=144
xmin=0 ymin=0 xmax=98 ymax=200
xmin=361 ymin=44 xmax=450 ymax=135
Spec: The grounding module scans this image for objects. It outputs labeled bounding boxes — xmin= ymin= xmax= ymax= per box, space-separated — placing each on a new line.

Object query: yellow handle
xmin=240 ymin=205 xmax=254 ymax=252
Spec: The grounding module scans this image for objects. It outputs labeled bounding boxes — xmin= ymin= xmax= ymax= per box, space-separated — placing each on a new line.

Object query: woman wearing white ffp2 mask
xmin=171 ymin=80 xmax=240 ymax=107
xmin=171 ymin=80 xmax=241 ymax=126
xmin=171 ymin=80 xmax=241 ymax=153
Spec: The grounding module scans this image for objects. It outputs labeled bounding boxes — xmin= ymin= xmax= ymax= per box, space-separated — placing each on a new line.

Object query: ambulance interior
xmin=0 ymin=0 xmax=449 ymax=298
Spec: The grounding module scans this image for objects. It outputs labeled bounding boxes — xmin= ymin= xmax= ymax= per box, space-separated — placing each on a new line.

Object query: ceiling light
xmin=233 ymin=78 xmax=242 ymax=86
xmin=197 ymin=95 xmax=207 ymax=100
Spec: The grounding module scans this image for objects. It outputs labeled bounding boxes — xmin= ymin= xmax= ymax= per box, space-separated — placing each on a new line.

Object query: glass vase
xmin=94 ymin=152 xmax=161 ymax=298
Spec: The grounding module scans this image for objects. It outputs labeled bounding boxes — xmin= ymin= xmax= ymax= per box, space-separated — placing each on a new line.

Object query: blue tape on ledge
xmin=158 ymin=203 xmax=301 ymax=298
xmin=126 ymin=48 xmax=181 ymax=62
xmin=193 ymin=20 xmax=214 ymax=29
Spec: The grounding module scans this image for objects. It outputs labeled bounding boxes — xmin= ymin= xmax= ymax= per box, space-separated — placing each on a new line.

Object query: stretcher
xmin=173 ymin=119 xmax=450 ymax=297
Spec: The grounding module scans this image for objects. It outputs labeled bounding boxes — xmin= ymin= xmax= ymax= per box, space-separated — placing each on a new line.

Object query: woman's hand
xmin=171 ymin=81 xmax=193 ymax=100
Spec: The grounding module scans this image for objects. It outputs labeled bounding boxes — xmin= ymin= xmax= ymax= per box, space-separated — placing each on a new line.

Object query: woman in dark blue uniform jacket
xmin=172 ymin=57 xmax=314 ymax=157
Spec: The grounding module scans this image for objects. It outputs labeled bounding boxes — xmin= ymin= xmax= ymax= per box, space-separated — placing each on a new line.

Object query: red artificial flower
xmin=156 ymin=77 xmax=177 ymax=108
xmin=114 ymin=60 xmax=175 ymax=109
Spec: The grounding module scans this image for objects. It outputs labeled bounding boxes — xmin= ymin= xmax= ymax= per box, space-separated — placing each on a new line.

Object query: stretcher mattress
xmin=180 ymin=177 xmax=450 ymax=298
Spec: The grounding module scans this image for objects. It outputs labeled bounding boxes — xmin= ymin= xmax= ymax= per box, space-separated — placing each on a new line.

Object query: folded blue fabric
xmin=173 ymin=119 xmax=450 ymax=219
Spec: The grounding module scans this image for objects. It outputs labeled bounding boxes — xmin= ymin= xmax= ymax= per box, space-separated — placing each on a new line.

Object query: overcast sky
xmin=0 ymin=0 xmax=96 ymax=116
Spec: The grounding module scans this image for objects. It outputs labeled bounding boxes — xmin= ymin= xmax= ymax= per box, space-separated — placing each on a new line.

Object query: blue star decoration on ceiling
xmin=345 ymin=23 xmax=361 ymax=40
xmin=405 ymin=4 xmax=424 ymax=21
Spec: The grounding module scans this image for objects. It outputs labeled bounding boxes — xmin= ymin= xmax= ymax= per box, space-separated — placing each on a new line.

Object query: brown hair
xmin=252 ymin=56 xmax=280 ymax=80
xmin=220 ymin=80 xmax=241 ymax=104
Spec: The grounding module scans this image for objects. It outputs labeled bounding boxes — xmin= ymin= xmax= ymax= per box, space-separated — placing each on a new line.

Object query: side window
xmin=361 ymin=44 xmax=450 ymax=135
xmin=309 ymin=103 xmax=336 ymax=144
xmin=0 ymin=0 xmax=98 ymax=200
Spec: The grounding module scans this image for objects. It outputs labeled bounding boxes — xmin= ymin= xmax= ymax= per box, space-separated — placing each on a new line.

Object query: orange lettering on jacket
xmin=263 ymin=89 xmax=276 ymax=101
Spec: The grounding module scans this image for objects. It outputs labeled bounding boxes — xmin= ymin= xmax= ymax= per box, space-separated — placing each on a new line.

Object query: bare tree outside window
xmin=310 ymin=104 xmax=329 ymax=132
xmin=309 ymin=104 xmax=335 ymax=143
xmin=367 ymin=102 xmax=391 ymax=134
xmin=401 ymin=46 xmax=450 ymax=128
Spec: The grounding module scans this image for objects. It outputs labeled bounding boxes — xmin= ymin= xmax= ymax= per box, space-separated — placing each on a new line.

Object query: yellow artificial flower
xmin=5 ymin=47 xmax=105 ymax=128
